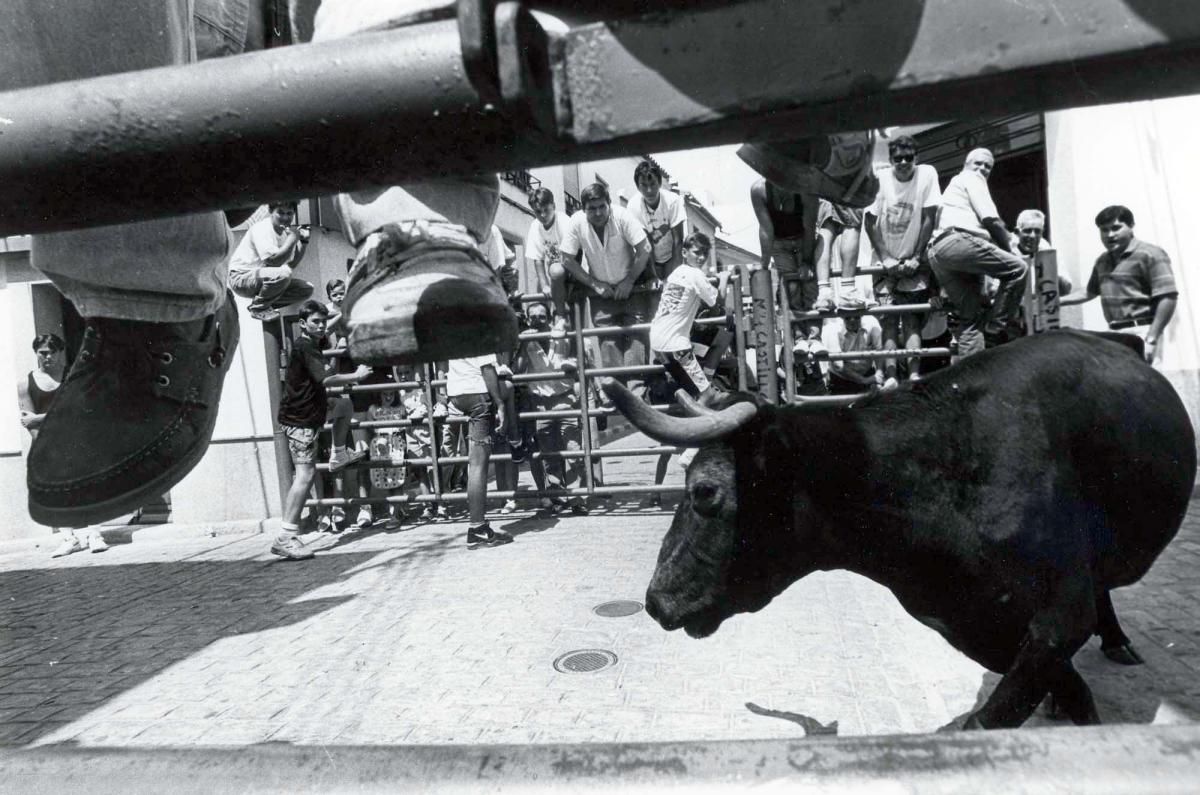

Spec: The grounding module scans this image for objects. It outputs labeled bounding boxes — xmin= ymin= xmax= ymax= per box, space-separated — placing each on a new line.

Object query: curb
xmin=0 ymin=518 xmax=271 ymax=555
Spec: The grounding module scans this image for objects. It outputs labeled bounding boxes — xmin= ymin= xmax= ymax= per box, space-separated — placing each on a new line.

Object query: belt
xmin=929 ymin=227 xmax=970 ymax=247
xmin=1109 ymin=317 xmax=1151 ymax=330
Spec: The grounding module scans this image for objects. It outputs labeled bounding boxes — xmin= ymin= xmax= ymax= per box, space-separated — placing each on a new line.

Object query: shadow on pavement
xmin=0 ymin=552 xmax=391 ymax=746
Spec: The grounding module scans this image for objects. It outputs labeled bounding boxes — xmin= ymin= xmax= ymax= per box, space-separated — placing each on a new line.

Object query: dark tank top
xmin=28 ymin=372 xmax=57 ymax=414
xmin=765 ymin=183 xmax=807 ymax=240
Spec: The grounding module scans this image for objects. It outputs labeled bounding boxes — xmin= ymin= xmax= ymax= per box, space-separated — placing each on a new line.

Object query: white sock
xmin=840 ymin=278 xmax=856 ymax=291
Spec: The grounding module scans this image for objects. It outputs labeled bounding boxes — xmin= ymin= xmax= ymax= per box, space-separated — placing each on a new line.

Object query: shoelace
xmin=70 ymin=319 xmax=179 ymax=401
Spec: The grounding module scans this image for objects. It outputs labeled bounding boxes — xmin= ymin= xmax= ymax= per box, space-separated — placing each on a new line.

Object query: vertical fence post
xmin=262 ymin=318 xmax=293 ymax=512
xmin=574 ymin=299 xmax=596 ymax=498
xmin=732 ymin=271 xmax=748 ymax=392
xmin=423 ymin=362 xmax=443 ymax=507
xmin=750 ymin=266 xmax=778 ymax=404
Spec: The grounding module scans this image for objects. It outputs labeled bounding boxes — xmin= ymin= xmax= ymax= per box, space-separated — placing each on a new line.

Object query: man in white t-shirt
xmin=558 ymin=182 xmax=653 ymax=396
xmin=864 ymin=135 xmax=941 ymax=385
xmin=627 ymin=160 xmax=687 ymax=284
xmin=650 ymin=233 xmax=730 ymax=397
xmin=926 ymin=148 xmax=1028 ymax=358
xmin=822 ymin=314 xmax=884 ymax=395
xmin=524 ymin=188 xmax=572 ymax=338
xmin=446 ymin=353 xmax=514 ymax=549
xmin=229 ymin=201 xmax=316 ymax=321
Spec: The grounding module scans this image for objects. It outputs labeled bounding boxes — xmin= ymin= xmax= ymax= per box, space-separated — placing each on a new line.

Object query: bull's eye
xmin=690 ymin=481 xmax=723 ymax=518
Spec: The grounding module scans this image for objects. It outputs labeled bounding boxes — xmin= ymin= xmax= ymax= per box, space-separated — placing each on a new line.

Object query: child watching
xmin=649 ymin=232 xmax=731 ymax=399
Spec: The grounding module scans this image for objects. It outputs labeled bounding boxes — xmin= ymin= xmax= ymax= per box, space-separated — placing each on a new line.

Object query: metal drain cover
xmin=554 ymin=649 xmax=618 ymax=674
xmin=593 ymin=600 xmax=644 ymax=618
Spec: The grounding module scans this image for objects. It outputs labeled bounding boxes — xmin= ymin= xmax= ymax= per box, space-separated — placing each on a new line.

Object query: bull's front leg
xmin=965 ymin=580 xmax=1098 ymax=730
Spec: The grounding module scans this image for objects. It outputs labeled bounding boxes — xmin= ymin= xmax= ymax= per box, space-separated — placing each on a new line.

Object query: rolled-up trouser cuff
xmin=42 ymin=272 xmax=225 ymax=323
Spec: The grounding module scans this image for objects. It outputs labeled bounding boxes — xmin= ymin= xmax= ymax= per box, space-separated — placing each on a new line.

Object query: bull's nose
xmin=645 ymin=591 xmax=681 ymax=630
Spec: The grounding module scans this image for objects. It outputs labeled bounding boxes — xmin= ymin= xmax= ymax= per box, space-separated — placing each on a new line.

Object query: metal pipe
xmin=749 ymin=267 xmax=777 ymax=403
xmin=732 ymin=271 xmax=747 ymax=392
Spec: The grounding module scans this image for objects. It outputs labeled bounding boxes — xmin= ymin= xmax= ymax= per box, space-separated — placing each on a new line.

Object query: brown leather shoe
xmin=27 ymin=293 xmax=239 ymax=526
xmin=343 ymin=221 xmax=518 ymax=365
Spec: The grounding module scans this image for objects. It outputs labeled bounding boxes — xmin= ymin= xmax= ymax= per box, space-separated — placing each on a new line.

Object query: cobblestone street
xmin=2 ymin=433 xmax=1199 ymax=752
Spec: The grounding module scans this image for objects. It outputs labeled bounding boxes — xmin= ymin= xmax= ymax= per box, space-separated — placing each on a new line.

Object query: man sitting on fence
xmin=228 ymin=202 xmax=316 ymax=322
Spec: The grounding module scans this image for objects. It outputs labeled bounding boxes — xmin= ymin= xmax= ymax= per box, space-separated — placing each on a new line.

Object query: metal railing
xmin=304 ymin=274 xmax=746 ymax=517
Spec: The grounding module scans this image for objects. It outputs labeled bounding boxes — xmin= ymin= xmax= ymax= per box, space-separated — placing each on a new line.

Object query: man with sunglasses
xmin=926 ymin=148 xmax=1028 ymax=358
xmin=864 ymin=135 xmax=942 ymax=385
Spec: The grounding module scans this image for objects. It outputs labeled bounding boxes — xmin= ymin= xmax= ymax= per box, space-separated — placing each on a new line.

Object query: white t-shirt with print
xmin=650 ymin=266 xmax=718 ymax=353
xmin=627 ymin=189 xmax=686 ymax=264
xmin=870 ymin=164 xmax=941 ymax=260
xmin=524 ymin=212 xmax=570 ymax=266
xmin=559 ymin=205 xmax=648 ymax=285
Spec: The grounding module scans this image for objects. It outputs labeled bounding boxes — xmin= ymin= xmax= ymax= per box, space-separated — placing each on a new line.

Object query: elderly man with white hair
xmin=925 ymin=148 xmax=1029 ymax=357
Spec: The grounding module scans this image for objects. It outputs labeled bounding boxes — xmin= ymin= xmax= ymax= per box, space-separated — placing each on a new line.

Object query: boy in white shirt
xmin=627 ymin=160 xmax=687 ymax=283
xmin=649 ymin=233 xmax=731 ymax=398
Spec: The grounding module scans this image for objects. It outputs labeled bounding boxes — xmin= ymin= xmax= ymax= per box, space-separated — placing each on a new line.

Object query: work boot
xmin=27 ymin=293 xmax=239 ymax=527
xmin=342 ymin=221 xmax=518 ymax=365
xmin=737 ymin=131 xmax=878 ymax=208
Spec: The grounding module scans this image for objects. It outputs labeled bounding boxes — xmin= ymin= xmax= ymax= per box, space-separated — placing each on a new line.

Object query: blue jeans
xmin=928 ymin=230 xmax=1028 ymax=358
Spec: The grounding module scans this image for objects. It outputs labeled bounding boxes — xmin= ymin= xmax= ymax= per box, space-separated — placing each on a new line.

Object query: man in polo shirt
xmin=1062 ymin=205 xmax=1178 ymax=364
xmin=926 ymin=148 xmax=1028 ymax=358
xmin=558 ymin=182 xmax=653 ymax=397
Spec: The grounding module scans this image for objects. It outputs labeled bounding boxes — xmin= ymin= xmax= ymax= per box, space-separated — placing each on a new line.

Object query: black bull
xmin=603 ymin=330 xmax=1196 ymax=729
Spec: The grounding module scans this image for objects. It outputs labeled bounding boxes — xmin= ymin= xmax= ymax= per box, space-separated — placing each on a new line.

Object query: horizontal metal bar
xmin=5 ymin=3 xmax=1199 ymax=234
xmin=821 ymin=347 xmax=953 ymax=362
xmin=790 ymin=304 xmax=934 ymax=321
xmin=306 ymin=483 xmax=685 ymax=506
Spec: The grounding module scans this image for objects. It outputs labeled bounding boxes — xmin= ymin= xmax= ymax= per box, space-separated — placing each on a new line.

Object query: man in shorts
xmin=276 ymin=300 xmax=371 ymax=560
xmin=446 ymin=354 xmax=515 ymax=548
xmin=864 ymin=135 xmax=942 ymax=385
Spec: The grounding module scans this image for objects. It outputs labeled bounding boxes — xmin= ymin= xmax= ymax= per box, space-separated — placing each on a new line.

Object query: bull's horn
xmin=675 ymin=389 xmax=713 ymax=417
xmin=601 ymin=379 xmax=757 ymax=444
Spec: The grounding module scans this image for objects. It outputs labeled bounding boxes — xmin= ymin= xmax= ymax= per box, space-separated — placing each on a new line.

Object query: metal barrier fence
xmin=301 ymin=274 xmax=747 ymax=517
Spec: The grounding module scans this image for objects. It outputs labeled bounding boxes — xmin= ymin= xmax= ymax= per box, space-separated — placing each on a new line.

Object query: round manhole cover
xmin=593 ymin=600 xmax=644 ymax=618
xmin=553 ymin=649 xmax=618 ymax=674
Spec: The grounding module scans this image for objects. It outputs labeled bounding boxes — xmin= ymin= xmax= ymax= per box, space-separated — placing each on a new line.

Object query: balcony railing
xmin=501 ymin=169 xmax=542 ymax=194
xmin=564 ymin=192 xmax=581 ymax=216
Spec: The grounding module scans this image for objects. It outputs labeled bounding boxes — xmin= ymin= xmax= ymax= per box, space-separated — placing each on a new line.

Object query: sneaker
xmin=836 ymin=288 xmax=873 ymax=312
xmin=813 ymin=291 xmax=836 ymax=313
xmin=882 ymin=376 xmax=899 ymax=391
xmin=566 ymin=497 xmax=589 ymax=516
xmin=87 ymin=531 xmax=109 ymax=553
xmin=329 ymin=447 xmax=367 ymax=473
xmin=27 ymin=292 xmax=240 ymax=527
xmin=51 ymin=536 xmax=84 ymax=558
xmin=499 ymin=499 xmax=518 ymax=515
xmin=317 ymin=514 xmax=337 ymax=534
xmin=248 ymin=305 xmax=280 ymax=323
xmin=342 ymin=221 xmax=518 ymax=365
xmin=354 ymin=506 xmax=374 ymax=529
xmin=550 ymin=316 xmax=569 ymax=340
xmin=270 ymin=534 xmax=315 ymax=560
xmin=466 ymin=523 xmax=514 ymax=549
xmin=507 ymin=437 xmax=528 ymax=465
xmin=381 ymin=512 xmax=402 ymax=530
xmin=737 ymin=131 xmax=878 ymax=208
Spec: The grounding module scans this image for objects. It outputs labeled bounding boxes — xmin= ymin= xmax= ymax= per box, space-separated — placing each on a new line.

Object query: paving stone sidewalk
xmin=1 ymin=433 xmax=1198 ymax=749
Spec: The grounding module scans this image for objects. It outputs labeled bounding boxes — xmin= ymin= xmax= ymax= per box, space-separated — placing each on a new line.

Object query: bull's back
xmin=983 ymin=331 xmax=1194 ymax=583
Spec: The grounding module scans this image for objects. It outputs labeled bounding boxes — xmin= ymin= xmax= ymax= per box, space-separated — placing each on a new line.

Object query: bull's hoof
xmin=1102 ymin=643 xmax=1144 ymax=666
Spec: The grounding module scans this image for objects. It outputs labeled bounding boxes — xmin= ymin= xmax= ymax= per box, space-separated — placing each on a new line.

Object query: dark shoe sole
xmin=28 ymin=302 xmax=241 ymax=527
